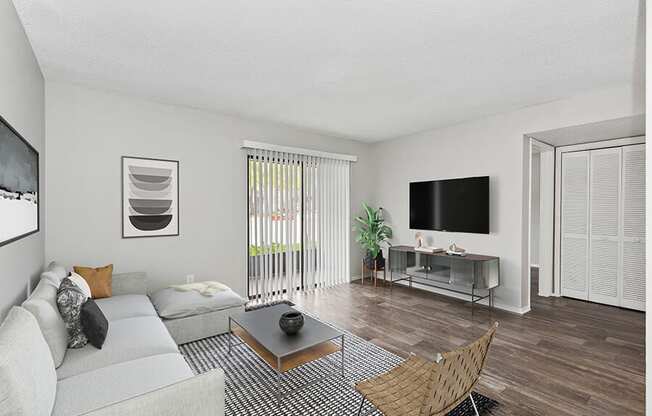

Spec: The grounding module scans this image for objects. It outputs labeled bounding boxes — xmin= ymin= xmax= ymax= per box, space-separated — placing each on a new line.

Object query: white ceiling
xmin=13 ymin=1 xmax=644 ymax=142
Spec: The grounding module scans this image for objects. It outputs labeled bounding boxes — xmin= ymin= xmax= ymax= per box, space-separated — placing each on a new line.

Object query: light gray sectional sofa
xmin=0 ymin=262 xmax=225 ymax=416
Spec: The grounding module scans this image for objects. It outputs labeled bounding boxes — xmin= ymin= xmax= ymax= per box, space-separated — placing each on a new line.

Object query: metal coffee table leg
xmin=228 ymin=317 xmax=232 ymax=354
xmin=277 ymin=356 xmax=282 ymax=407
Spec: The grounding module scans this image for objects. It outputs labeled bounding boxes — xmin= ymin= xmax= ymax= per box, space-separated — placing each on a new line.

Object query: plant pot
xmin=279 ymin=311 xmax=304 ymax=335
xmin=364 ymin=252 xmax=385 ymax=270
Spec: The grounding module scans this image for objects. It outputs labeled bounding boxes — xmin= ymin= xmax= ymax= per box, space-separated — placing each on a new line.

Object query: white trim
xmin=530 ymin=137 xmax=555 ymax=152
xmin=538 ymin=148 xmax=555 ymax=297
xmin=393 ymin=280 xmax=530 ymax=315
xmin=555 ymin=136 xmax=645 ymax=154
xmin=530 ymin=264 xmax=540 ymax=268
xmin=241 ymin=140 xmax=358 ymax=162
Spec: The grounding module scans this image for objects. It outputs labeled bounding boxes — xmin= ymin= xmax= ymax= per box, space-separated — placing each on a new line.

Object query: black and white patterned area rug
xmin=180 ymin=315 xmax=498 ymax=415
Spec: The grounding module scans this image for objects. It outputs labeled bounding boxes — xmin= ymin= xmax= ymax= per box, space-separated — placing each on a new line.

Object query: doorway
xmin=528 ymin=138 xmax=555 ymax=306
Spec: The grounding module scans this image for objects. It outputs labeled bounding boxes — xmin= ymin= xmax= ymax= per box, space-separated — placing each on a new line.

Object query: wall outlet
xmin=186 ymin=274 xmax=195 ymax=284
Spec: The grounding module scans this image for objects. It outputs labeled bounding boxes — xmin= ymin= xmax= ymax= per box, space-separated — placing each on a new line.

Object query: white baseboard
xmin=393 ymin=280 xmax=530 ymax=315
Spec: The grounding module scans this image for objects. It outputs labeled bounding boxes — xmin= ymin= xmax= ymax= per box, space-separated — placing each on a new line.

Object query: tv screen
xmin=409 ymin=176 xmax=489 ymax=234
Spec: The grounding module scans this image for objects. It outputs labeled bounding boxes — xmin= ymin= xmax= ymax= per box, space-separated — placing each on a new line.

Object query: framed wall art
xmin=0 ymin=115 xmax=39 ymax=247
xmin=122 ymin=156 xmax=179 ymax=238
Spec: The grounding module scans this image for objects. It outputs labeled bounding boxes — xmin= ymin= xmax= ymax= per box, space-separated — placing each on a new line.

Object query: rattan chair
xmin=355 ymin=322 xmax=499 ymax=416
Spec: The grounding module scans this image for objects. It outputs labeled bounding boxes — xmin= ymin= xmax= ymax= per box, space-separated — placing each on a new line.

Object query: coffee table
xmin=228 ymin=304 xmax=345 ymax=405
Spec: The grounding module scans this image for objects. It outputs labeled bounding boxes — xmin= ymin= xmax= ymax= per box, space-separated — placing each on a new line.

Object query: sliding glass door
xmin=246 ymin=148 xmax=351 ymax=302
xmin=247 ymin=154 xmax=302 ymax=299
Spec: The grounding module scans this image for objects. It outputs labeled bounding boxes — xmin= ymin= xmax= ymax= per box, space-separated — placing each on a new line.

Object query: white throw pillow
xmin=68 ymin=272 xmax=92 ymax=300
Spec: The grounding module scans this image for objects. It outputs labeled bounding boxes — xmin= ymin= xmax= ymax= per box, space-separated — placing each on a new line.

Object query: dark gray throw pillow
xmin=56 ymin=277 xmax=88 ymax=348
xmin=81 ymin=299 xmax=109 ymax=349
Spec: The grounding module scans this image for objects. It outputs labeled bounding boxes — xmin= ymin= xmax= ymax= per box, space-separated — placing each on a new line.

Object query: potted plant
xmin=354 ymin=203 xmax=392 ymax=270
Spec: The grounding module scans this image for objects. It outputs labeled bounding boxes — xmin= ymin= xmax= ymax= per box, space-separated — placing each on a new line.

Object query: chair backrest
xmin=419 ymin=322 xmax=498 ymax=416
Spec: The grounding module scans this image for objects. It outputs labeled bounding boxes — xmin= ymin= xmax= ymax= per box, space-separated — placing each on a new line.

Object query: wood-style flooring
xmin=291 ymin=270 xmax=645 ymax=415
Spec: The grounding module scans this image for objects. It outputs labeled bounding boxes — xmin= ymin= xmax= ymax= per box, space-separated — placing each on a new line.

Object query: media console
xmin=388 ymin=245 xmax=500 ymax=311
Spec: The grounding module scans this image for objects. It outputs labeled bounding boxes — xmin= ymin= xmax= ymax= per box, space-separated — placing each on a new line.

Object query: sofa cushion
xmin=56 ymin=316 xmax=179 ymax=380
xmin=112 ymin=272 xmax=148 ymax=296
xmin=41 ymin=261 xmax=68 ymax=288
xmin=22 ymin=279 xmax=69 ymax=367
xmin=151 ymin=286 xmax=247 ymax=319
xmin=95 ymin=294 xmax=157 ymax=322
xmin=0 ymin=307 xmax=57 ymax=416
xmin=53 ymin=353 xmax=192 ymax=416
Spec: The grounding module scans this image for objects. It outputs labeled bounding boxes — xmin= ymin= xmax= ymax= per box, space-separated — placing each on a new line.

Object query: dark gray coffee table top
xmin=229 ymin=304 xmax=343 ymax=358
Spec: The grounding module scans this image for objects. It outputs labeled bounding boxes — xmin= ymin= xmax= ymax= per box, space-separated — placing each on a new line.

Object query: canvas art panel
xmin=0 ymin=116 xmax=39 ymax=246
xmin=122 ymin=156 xmax=179 ymax=238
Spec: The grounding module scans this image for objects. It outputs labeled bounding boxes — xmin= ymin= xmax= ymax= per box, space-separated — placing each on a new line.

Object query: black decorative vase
xmin=364 ymin=252 xmax=385 ymax=269
xmin=279 ymin=311 xmax=304 ymax=335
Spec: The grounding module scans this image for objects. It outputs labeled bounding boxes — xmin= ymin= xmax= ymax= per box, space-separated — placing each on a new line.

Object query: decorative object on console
xmin=279 ymin=310 xmax=304 ymax=335
xmin=415 ymin=232 xmax=425 ymax=248
xmin=56 ymin=278 xmax=88 ymax=348
xmin=122 ymin=156 xmax=179 ymax=238
xmin=74 ymin=264 xmax=113 ymax=299
xmin=446 ymin=243 xmax=467 ymax=256
xmin=80 ymin=299 xmax=109 ymax=349
xmin=0 ymin=115 xmax=39 ymax=247
xmin=355 ymin=203 xmax=392 ymax=269
xmin=414 ymin=232 xmax=444 ymax=253
xmin=415 ymin=246 xmax=444 ymax=253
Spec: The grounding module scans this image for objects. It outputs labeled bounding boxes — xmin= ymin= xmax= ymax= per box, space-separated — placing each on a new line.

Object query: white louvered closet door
xmin=561 ymin=152 xmax=590 ymax=300
xmin=621 ymin=144 xmax=646 ymax=311
xmin=588 ymin=148 xmax=622 ymax=307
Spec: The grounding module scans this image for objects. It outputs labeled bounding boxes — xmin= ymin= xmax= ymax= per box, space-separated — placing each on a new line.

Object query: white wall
xmin=45 ymin=82 xmax=374 ymax=296
xmin=530 ymin=152 xmax=540 ymax=266
xmin=371 ymin=84 xmax=644 ymax=313
xmin=0 ymin=0 xmax=45 ymax=319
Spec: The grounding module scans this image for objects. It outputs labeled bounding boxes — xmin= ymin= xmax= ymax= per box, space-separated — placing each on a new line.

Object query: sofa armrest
xmin=111 ymin=272 xmax=148 ymax=296
xmin=82 ymin=370 xmax=225 ymax=416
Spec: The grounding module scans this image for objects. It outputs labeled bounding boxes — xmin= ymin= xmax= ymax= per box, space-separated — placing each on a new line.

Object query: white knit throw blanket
xmin=169 ymin=281 xmax=229 ymax=296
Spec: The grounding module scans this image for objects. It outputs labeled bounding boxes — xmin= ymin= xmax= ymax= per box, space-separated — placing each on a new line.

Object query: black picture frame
xmin=0 ymin=115 xmax=39 ymax=247
xmin=121 ymin=156 xmax=179 ymax=239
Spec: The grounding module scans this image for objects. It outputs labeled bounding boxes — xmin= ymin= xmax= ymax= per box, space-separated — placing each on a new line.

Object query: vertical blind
xmin=246 ymin=148 xmax=351 ymax=302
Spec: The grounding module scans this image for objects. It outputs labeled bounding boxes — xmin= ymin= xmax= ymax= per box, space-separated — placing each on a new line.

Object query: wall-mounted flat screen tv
xmin=409 ymin=176 xmax=489 ymax=234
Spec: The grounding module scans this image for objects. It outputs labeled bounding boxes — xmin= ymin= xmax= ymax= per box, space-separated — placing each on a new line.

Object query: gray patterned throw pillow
xmin=56 ymin=277 xmax=88 ymax=348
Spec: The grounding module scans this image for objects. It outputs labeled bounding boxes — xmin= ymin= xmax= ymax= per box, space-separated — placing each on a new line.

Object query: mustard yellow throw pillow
xmin=73 ymin=264 xmax=113 ymax=299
